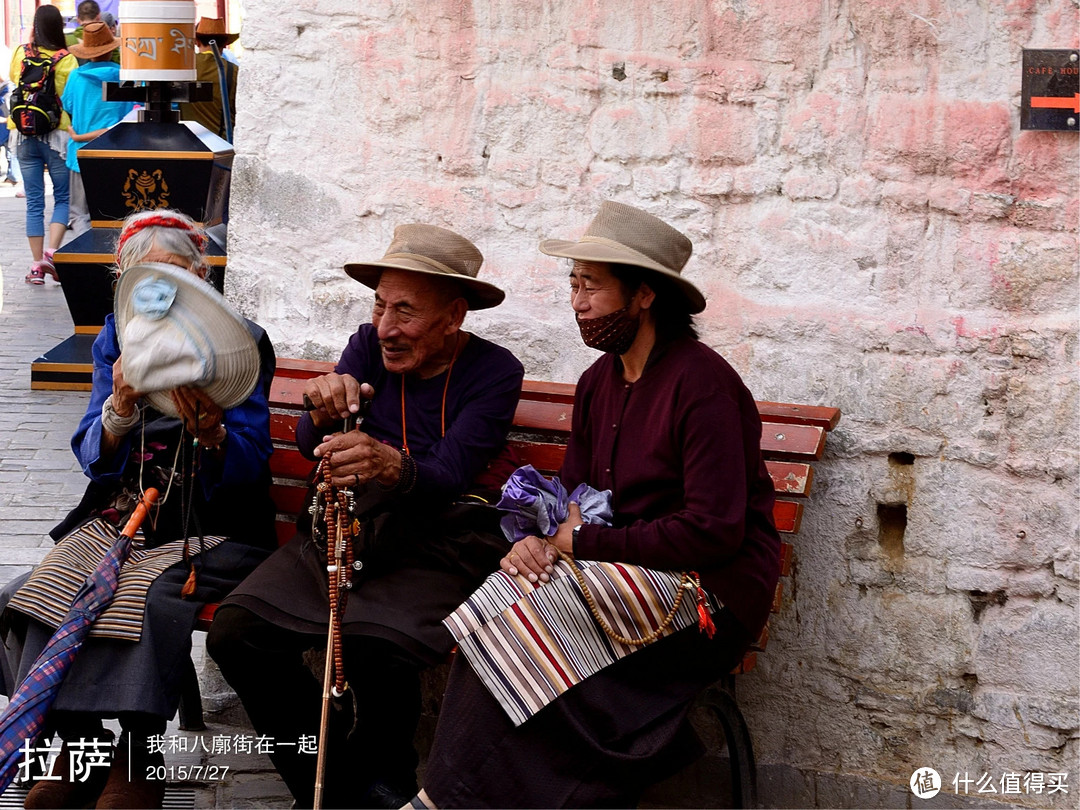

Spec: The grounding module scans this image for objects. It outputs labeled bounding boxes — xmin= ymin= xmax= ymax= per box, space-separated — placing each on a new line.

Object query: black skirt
xmin=423 ymin=609 xmax=753 ymax=808
xmin=223 ymin=490 xmax=508 ymax=666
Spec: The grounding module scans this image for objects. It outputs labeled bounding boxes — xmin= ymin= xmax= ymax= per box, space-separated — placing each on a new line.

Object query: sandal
xmin=25 ymin=265 xmax=46 ymax=285
xmin=40 ymin=249 xmax=59 ymax=282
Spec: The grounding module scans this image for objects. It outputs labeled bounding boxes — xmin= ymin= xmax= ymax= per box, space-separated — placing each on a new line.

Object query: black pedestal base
xmin=31 ymin=334 xmax=97 ymax=391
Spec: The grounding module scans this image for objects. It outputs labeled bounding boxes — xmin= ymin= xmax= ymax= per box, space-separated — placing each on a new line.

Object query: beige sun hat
xmin=69 ymin=20 xmax=121 ymax=59
xmin=344 ymin=224 xmax=505 ymax=310
xmin=539 ymin=200 xmax=706 ymax=314
xmin=114 ymin=262 xmax=261 ymax=418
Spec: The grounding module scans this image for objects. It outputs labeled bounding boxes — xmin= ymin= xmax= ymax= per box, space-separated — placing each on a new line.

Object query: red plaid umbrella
xmin=0 ymin=489 xmax=159 ymax=792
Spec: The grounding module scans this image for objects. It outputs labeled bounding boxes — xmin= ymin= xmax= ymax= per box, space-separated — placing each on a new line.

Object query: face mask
xmin=577 ymin=305 xmax=640 ymax=354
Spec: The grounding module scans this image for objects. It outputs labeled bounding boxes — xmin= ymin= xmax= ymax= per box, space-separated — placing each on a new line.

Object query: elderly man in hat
xmin=178 ymin=17 xmax=239 ymax=141
xmin=410 ymin=201 xmax=782 ymax=810
xmin=208 ymin=224 xmax=524 ymax=809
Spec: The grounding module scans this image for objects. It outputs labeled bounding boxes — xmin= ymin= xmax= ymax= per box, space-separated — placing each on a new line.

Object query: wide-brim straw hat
xmin=345 ymin=224 xmax=505 ymax=310
xmin=69 ymin=20 xmax=121 ymax=59
xmin=195 ymin=17 xmax=239 ymax=46
xmin=114 ymin=262 xmax=261 ymax=418
xmin=539 ymin=200 xmax=706 ymax=314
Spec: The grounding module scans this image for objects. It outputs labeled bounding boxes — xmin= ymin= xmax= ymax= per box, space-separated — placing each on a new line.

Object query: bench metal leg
xmin=700 ymin=679 xmax=758 ymax=808
xmin=177 ymin=655 xmax=206 ymax=731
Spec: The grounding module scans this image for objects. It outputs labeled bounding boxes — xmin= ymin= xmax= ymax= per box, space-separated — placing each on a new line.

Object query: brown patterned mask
xmin=577 ymin=305 xmax=640 ymax=355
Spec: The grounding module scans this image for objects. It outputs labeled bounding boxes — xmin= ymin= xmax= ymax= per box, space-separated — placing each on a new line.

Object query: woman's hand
xmin=500 ymin=503 xmax=584 ymax=584
xmin=550 ymin=502 xmax=582 ymax=556
xmin=171 ymin=386 xmax=227 ymax=448
xmin=111 ymin=356 xmax=144 ymax=417
xmin=501 ymin=535 xmax=557 ymax=584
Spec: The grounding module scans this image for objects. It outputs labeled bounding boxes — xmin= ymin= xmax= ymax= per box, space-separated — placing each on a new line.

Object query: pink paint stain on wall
xmin=942 ymin=100 xmax=1011 ymax=184
xmin=1011 ymin=132 xmax=1080 ymax=201
xmin=688 ymin=99 xmax=759 ymax=165
xmin=407 ymin=0 xmax=481 ymax=166
xmin=866 ymin=94 xmax=941 ymax=173
xmin=847 ymin=0 xmax=946 ymax=57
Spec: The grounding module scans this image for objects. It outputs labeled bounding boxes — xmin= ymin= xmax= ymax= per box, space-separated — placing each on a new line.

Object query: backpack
xmin=10 ymin=45 xmax=68 ymax=136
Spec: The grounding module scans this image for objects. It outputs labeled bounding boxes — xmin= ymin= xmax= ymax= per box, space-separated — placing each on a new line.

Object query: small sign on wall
xmin=1021 ymin=49 xmax=1079 ymax=131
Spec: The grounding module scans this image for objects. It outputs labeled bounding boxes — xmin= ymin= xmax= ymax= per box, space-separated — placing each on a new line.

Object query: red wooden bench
xmin=180 ymin=358 xmax=841 ymax=806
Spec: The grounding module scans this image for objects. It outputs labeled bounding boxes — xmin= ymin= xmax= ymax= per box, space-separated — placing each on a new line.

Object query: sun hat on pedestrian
xmin=539 ymin=200 xmax=706 ymax=314
xmin=195 ymin=16 xmax=239 ymax=47
xmin=114 ymin=262 xmax=261 ymax=418
xmin=344 ymin=224 xmax=506 ymax=310
xmin=68 ymin=20 xmax=121 ymax=59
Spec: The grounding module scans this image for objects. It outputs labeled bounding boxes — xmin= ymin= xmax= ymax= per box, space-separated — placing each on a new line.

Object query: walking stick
xmin=313 ymin=513 xmax=347 ymax=809
xmin=312 ymin=413 xmax=362 ymax=810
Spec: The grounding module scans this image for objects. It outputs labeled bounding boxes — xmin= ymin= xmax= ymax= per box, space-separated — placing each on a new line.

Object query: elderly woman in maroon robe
xmin=413 ymin=201 xmax=782 ymax=809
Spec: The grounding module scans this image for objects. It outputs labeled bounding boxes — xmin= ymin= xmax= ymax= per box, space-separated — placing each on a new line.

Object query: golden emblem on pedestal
xmin=123 ymin=169 xmax=171 ymax=211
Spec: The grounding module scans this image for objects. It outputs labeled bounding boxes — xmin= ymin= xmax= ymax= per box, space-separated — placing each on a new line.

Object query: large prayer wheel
xmin=118 ymin=0 xmax=198 ymax=81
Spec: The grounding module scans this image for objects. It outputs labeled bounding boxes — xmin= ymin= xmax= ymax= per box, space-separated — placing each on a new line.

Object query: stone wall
xmin=226 ymin=1 xmax=1079 ymax=805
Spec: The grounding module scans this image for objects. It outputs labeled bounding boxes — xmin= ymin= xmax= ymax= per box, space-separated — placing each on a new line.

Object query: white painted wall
xmin=223 ymin=1 xmax=1079 ymax=804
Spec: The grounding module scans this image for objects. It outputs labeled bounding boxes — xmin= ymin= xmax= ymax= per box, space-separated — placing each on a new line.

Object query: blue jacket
xmin=60 ymin=62 xmax=134 ymax=172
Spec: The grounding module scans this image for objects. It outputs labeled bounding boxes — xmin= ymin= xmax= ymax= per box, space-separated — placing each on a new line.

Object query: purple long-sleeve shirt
xmin=296 ymin=324 xmax=524 ymax=501
xmin=562 ymin=335 xmax=781 ymax=637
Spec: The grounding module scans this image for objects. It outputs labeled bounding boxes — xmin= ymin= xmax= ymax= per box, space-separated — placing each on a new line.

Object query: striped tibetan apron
xmin=7 ymin=517 xmax=225 ymax=641
xmin=443 ymin=558 xmax=720 ymax=726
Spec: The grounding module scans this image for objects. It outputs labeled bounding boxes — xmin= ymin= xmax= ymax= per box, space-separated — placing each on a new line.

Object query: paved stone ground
xmin=0 ymin=184 xmax=293 ymax=808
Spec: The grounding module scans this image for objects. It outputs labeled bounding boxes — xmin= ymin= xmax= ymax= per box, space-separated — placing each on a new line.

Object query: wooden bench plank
xmin=270 ymin=484 xmax=309 ymax=515
xmin=270 ymin=413 xmax=301 ymax=443
xmin=766 ymin=461 xmax=813 ymax=497
xmin=759 ymin=423 xmax=826 ymax=460
xmin=773 ymin=500 xmax=803 ymax=534
xmin=512 ymin=400 xmax=574 ymax=435
xmin=270 ymin=447 xmax=316 ymax=481
xmin=750 ymin=623 xmax=770 ymax=653
xmin=270 ymin=376 xmax=311 ymax=409
xmin=274 ymin=358 xmax=335 ymax=378
xmin=756 ymin=400 xmax=842 ymax=430
xmin=509 ymin=439 xmax=566 ymax=476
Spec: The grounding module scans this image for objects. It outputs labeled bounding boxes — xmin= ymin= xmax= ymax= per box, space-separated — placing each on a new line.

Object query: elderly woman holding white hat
xmin=414 ymin=201 xmax=782 ymax=809
xmin=0 ymin=209 xmax=277 ymax=810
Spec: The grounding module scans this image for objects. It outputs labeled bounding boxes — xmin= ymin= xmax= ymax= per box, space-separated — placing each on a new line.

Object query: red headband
xmin=116 ymin=214 xmax=209 ymax=263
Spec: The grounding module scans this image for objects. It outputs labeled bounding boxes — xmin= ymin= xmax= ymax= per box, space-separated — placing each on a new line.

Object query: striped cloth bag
xmin=7 ymin=517 xmax=225 ymax=641
xmin=443 ymin=558 xmax=719 ymax=727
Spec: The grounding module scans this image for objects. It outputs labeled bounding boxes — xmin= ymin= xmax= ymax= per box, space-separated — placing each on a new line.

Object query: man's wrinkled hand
xmin=313 ymin=430 xmax=401 ymax=488
xmin=304 ymin=373 xmax=374 ymax=427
